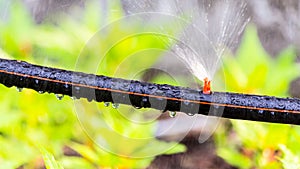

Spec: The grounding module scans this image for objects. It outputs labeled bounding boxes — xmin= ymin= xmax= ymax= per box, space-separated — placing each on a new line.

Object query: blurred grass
xmin=0 ymin=1 xmax=186 ymax=168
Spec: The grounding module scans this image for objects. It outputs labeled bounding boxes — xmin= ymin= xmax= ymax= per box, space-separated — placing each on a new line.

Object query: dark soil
xmin=148 ymin=137 xmax=236 ymax=169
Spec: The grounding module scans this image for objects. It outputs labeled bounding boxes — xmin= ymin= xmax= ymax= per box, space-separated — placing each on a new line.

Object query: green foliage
xmin=279 ymin=144 xmax=300 ymax=169
xmin=38 ymin=145 xmax=64 ymax=169
xmin=222 ymin=25 xmax=299 ymax=95
xmin=215 ymin=25 xmax=300 ymax=169
xmin=0 ymin=1 xmax=185 ymax=168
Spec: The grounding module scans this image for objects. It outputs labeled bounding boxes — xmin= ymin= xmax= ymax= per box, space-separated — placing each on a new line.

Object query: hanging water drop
xmin=140 ymin=97 xmax=148 ymax=107
xmin=71 ymin=96 xmax=78 ymax=100
xmin=213 ymin=105 xmax=220 ymax=109
xmin=112 ymin=103 xmax=120 ymax=109
xmin=104 ymin=102 xmax=110 ymax=107
xmin=16 ymin=87 xmax=23 ymax=92
xmin=74 ymin=86 xmax=80 ymax=94
xmin=187 ymin=113 xmax=195 ymax=116
xmin=38 ymin=91 xmax=45 ymax=94
xmin=270 ymin=111 xmax=275 ymax=118
xmin=55 ymin=94 xmax=64 ymax=100
xmin=183 ymin=100 xmax=190 ymax=106
xmin=169 ymin=111 xmax=177 ymax=118
xmin=64 ymin=83 xmax=70 ymax=89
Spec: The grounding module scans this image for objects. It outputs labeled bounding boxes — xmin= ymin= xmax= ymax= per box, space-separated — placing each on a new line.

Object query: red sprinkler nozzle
xmin=203 ymin=77 xmax=211 ymax=94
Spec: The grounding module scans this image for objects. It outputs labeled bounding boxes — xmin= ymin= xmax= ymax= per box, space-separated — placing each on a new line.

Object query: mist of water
xmin=123 ymin=0 xmax=251 ymax=144
xmin=123 ymin=0 xmax=250 ymax=82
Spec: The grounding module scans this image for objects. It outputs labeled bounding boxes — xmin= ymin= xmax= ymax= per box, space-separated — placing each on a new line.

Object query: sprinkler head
xmin=203 ymin=77 xmax=211 ymax=94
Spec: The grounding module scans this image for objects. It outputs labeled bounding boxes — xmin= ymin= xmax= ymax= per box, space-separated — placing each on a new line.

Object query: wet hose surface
xmin=1 ymin=58 xmax=300 ymax=125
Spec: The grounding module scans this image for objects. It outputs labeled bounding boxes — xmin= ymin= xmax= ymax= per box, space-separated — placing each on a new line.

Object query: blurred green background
xmin=1 ymin=0 xmax=300 ymax=169
xmin=0 ymin=1 xmax=186 ymax=169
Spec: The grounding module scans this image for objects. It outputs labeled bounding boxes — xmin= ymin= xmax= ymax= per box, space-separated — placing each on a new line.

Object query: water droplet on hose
xmin=79 ymin=80 xmax=87 ymax=85
xmin=270 ymin=112 xmax=275 ymax=118
xmin=74 ymin=86 xmax=80 ymax=94
xmin=213 ymin=105 xmax=220 ymax=109
xmin=140 ymin=97 xmax=148 ymax=107
xmin=169 ymin=111 xmax=176 ymax=118
xmin=112 ymin=103 xmax=119 ymax=109
xmin=71 ymin=96 xmax=78 ymax=100
xmin=104 ymin=102 xmax=110 ymax=107
xmin=16 ymin=87 xmax=23 ymax=92
xmin=134 ymin=106 xmax=142 ymax=109
xmin=187 ymin=113 xmax=195 ymax=116
xmin=34 ymin=79 xmax=39 ymax=85
xmin=38 ymin=91 xmax=45 ymax=94
xmin=183 ymin=100 xmax=190 ymax=106
xmin=55 ymin=94 xmax=64 ymax=100
xmin=64 ymin=83 xmax=70 ymax=89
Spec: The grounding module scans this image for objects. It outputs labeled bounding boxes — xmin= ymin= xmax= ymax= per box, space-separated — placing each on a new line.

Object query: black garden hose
xmin=1 ymin=58 xmax=300 ymax=125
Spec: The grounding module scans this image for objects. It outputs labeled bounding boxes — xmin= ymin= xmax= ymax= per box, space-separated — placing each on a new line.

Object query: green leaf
xmin=38 ymin=145 xmax=64 ymax=169
xmin=279 ymin=144 xmax=300 ymax=169
xmin=68 ymin=142 xmax=100 ymax=164
xmin=236 ymin=24 xmax=270 ymax=76
xmin=217 ymin=146 xmax=252 ymax=169
xmin=60 ymin=157 xmax=95 ymax=169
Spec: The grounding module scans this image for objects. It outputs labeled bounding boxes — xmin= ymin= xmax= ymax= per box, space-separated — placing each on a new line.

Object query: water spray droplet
xmin=112 ymin=103 xmax=119 ymax=109
xmin=16 ymin=87 xmax=23 ymax=92
xmin=169 ymin=111 xmax=177 ymax=118
xmin=104 ymin=102 xmax=110 ymax=107
xmin=55 ymin=94 xmax=64 ymax=100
